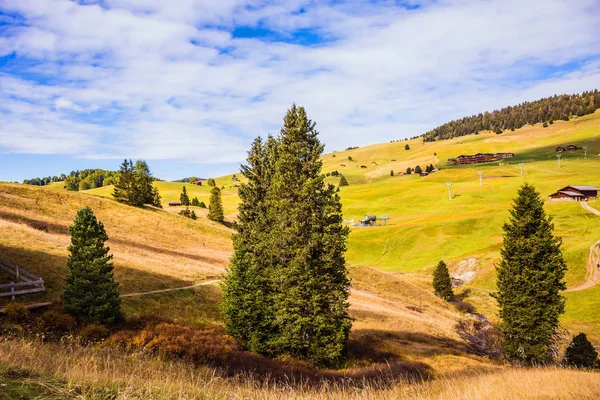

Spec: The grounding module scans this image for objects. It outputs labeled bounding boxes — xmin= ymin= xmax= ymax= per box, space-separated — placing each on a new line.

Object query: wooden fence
xmin=0 ymin=260 xmax=45 ymax=300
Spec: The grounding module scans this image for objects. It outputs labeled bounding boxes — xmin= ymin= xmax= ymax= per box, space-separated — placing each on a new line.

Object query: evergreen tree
xmin=433 ymin=261 xmax=454 ymax=301
xmin=133 ymin=160 xmax=154 ymax=205
xmin=221 ymin=105 xmax=351 ymax=366
xmin=151 ymin=186 xmax=162 ymax=208
xmin=221 ymin=137 xmax=277 ymax=353
xmin=415 ymin=165 xmax=422 ymax=174
xmin=494 ymin=183 xmax=567 ymax=365
xmin=199 ymin=201 xmax=206 ymax=208
xmin=565 ymin=333 xmax=598 ymax=368
xmin=339 ymin=175 xmax=349 ymax=186
xmin=62 ymin=207 xmax=120 ymax=324
xmin=405 ymin=144 xmax=410 ymax=150
xmin=180 ymin=186 xmax=190 ymax=206
xmin=190 ymin=210 xmax=197 ymax=220
xmin=406 ymin=167 xmax=412 ymax=175
xmin=207 ymin=178 xmax=216 ymax=187
xmin=191 ymin=197 xmax=201 ymax=207
xmin=208 ymin=187 xmax=224 ymax=222
xmin=390 ymin=170 xmax=394 ymax=177
xmin=113 ymin=159 xmax=134 ymax=203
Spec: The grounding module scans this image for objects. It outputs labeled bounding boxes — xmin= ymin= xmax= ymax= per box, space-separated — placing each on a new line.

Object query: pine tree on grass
xmin=62 ymin=207 xmax=120 ymax=325
xmin=565 ymin=333 xmax=598 ymax=368
xmin=180 ymin=186 xmax=190 ymax=206
xmin=221 ymin=105 xmax=351 ymax=366
xmin=339 ymin=175 xmax=349 ymax=186
xmin=208 ymin=186 xmax=224 ymax=222
xmin=494 ymin=183 xmax=566 ymax=365
xmin=433 ymin=261 xmax=453 ymax=301
xmin=151 ymin=186 xmax=162 ymax=208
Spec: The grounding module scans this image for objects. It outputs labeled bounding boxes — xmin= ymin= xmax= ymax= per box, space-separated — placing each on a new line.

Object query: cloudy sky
xmin=1 ymin=0 xmax=600 ymax=182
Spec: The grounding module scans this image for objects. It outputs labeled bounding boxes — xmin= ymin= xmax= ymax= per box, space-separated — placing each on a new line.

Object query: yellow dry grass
xmin=1 ymin=338 xmax=599 ymax=400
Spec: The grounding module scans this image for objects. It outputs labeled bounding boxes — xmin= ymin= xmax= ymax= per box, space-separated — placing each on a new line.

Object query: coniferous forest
xmin=423 ymin=90 xmax=600 ymax=142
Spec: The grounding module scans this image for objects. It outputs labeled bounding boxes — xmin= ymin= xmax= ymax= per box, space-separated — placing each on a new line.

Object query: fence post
xmin=11 ymin=283 xmax=15 ymax=301
xmin=16 ymin=266 xmax=19 ymax=280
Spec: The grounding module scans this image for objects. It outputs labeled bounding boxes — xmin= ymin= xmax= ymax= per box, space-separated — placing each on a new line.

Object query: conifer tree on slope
xmin=113 ymin=159 xmax=134 ymax=204
xmin=221 ymin=105 xmax=351 ymax=366
xmin=221 ymin=136 xmax=278 ymax=352
xmin=208 ymin=186 xmax=224 ymax=222
xmin=268 ymin=105 xmax=350 ymax=365
xmin=495 ymin=183 xmax=566 ymax=364
xmin=433 ymin=260 xmax=454 ymax=301
xmin=180 ymin=186 xmax=190 ymax=206
xmin=62 ymin=206 xmax=120 ymax=324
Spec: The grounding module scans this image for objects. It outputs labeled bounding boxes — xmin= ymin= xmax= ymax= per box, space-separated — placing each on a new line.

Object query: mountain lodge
xmin=549 ymin=186 xmax=600 ymax=201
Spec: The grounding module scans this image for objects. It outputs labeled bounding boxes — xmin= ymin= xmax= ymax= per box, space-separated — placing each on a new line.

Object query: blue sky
xmin=1 ymin=0 xmax=600 ymax=182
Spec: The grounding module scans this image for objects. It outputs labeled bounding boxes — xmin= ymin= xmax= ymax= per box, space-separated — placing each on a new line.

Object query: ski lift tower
xmin=518 ymin=163 xmax=525 ymax=177
xmin=556 ymin=154 xmax=562 ymax=168
xmin=379 ymin=215 xmax=390 ymax=226
xmin=445 ymin=182 xmax=453 ymax=200
xmin=477 ymin=171 xmax=484 ymax=186
xmin=584 ymin=146 xmax=588 ymax=158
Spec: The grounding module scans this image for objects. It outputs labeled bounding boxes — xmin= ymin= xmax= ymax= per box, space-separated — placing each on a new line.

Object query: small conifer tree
xmin=390 ymin=170 xmax=394 ymax=177
xmin=565 ymin=333 xmax=598 ymax=368
xmin=406 ymin=167 xmax=412 ymax=175
xmin=495 ymin=183 xmax=566 ymax=365
xmin=339 ymin=175 xmax=349 ymax=186
xmin=62 ymin=207 xmax=120 ymax=324
xmin=191 ymin=197 xmax=201 ymax=207
xmin=405 ymin=144 xmax=410 ymax=150
xmin=207 ymin=178 xmax=216 ymax=187
xmin=151 ymin=186 xmax=162 ymax=208
xmin=199 ymin=201 xmax=206 ymax=208
xmin=433 ymin=261 xmax=454 ymax=301
xmin=180 ymin=186 xmax=190 ymax=206
xmin=208 ymin=187 xmax=224 ymax=222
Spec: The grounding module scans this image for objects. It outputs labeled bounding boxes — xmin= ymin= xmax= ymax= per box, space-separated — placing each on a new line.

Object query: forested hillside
xmin=423 ymin=90 xmax=600 ymax=141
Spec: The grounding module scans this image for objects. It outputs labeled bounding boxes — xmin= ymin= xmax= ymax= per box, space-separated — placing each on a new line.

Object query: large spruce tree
xmin=62 ymin=207 xmax=120 ymax=324
xmin=495 ymin=183 xmax=566 ymax=365
xmin=221 ymin=105 xmax=351 ymax=366
xmin=433 ymin=260 xmax=454 ymax=301
xmin=180 ymin=186 xmax=190 ymax=206
xmin=221 ymin=137 xmax=277 ymax=352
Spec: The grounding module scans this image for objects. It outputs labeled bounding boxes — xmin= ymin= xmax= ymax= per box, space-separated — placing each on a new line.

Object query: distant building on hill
xmin=448 ymin=152 xmax=515 ymax=165
xmin=168 ymin=201 xmax=182 ymax=206
xmin=555 ymin=145 xmax=581 ymax=152
xmin=549 ymin=186 xmax=600 ymax=201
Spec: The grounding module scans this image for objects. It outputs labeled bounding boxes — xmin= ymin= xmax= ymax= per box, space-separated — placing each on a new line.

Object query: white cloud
xmin=0 ymin=0 xmax=599 ymax=171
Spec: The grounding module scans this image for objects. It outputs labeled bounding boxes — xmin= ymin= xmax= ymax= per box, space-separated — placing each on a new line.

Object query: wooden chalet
xmin=555 ymin=145 xmax=581 ymax=152
xmin=549 ymin=186 xmax=600 ymax=201
xmin=567 ymin=145 xmax=581 ymax=151
xmin=555 ymin=146 xmax=566 ymax=152
xmin=168 ymin=201 xmax=182 ymax=206
xmin=449 ymin=152 xmax=515 ymax=165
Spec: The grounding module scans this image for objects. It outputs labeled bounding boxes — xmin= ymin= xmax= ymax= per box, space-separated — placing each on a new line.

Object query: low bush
xmin=454 ymin=318 xmax=502 ymax=359
xmin=78 ymin=323 xmax=110 ymax=344
xmin=3 ymin=302 xmax=30 ymax=323
xmin=453 ymin=300 xmax=476 ymax=314
xmin=107 ymin=322 xmax=238 ymax=368
xmin=37 ymin=309 xmax=77 ymax=336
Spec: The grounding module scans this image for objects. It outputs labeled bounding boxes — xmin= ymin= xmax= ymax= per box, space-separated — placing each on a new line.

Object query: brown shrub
xmin=3 ymin=302 xmax=30 ymax=323
xmin=455 ymin=318 xmax=502 ymax=359
xmin=107 ymin=323 xmax=238 ymax=368
xmin=78 ymin=323 xmax=110 ymax=344
xmin=36 ymin=309 xmax=77 ymax=336
xmin=453 ymin=300 xmax=476 ymax=314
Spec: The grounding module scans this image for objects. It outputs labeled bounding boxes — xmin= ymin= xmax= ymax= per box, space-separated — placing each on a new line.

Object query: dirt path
xmin=564 ymin=203 xmax=600 ymax=292
xmin=0 ymin=279 xmax=221 ymax=313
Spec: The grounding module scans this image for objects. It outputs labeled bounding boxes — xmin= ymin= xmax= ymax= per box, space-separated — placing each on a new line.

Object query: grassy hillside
xmin=82 ymin=177 xmax=242 ymax=217
xmin=0 ymin=183 xmax=232 ymax=309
